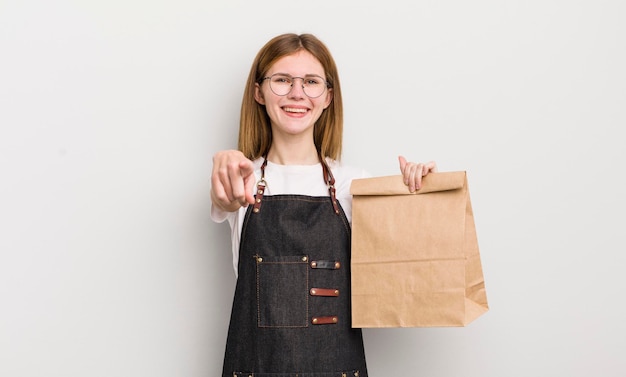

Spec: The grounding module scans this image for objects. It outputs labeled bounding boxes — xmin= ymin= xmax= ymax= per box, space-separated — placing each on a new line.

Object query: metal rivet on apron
xmin=256 ymin=256 xmax=263 ymax=263
xmin=335 ymin=289 xmax=339 ymax=295
xmin=312 ymin=318 xmax=318 ymax=324
xmin=311 ymin=289 xmax=317 ymax=295
xmin=302 ymin=256 xmax=308 ymax=262
xmin=310 ymin=261 xmax=317 ymax=268
xmin=354 ymin=372 xmax=359 ymax=377
xmin=253 ymin=208 xmax=259 ymax=213
xmin=342 ymin=374 xmax=347 ymax=377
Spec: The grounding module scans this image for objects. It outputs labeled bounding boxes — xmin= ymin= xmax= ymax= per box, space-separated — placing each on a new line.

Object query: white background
xmin=1 ymin=0 xmax=625 ymax=376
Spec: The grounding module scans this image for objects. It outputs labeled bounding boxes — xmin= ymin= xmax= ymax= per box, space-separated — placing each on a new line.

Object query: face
xmin=254 ymin=50 xmax=333 ymax=138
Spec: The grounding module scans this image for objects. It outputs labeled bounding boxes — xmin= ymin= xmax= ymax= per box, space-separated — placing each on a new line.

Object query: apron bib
xmin=222 ymin=160 xmax=367 ymax=377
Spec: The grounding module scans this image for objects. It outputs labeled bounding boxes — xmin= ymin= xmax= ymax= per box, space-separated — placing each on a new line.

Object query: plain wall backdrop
xmin=1 ymin=0 xmax=625 ymax=376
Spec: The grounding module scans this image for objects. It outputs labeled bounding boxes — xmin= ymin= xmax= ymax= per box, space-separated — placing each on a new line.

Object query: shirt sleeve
xmin=210 ymin=203 xmax=229 ymax=223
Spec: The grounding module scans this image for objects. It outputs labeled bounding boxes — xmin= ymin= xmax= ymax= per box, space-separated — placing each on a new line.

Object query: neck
xmin=266 ymin=140 xmax=319 ymax=165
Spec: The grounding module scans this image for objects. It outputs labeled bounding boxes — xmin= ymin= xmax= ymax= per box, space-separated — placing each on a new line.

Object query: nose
xmin=287 ymin=77 xmax=306 ymax=98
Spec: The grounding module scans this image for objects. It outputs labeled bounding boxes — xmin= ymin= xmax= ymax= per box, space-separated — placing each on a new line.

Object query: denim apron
xmin=222 ymin=159 xmax=368 ymax=377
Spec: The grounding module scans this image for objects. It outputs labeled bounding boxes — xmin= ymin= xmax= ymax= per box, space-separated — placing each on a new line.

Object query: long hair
xmin=238 ymin=33 xmax=343 ymax=161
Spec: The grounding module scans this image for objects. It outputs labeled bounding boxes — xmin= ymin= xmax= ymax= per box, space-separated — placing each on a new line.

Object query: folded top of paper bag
xmin=350 ymin=171 xmax=466 ymax=196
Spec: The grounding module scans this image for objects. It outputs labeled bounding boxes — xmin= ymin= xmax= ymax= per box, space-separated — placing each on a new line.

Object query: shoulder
xmin=251 ymin=157 xmax=265 ymax=173
xmin=325 ymin=158 xmax=370 ymax=201
xmin=325 ymin=158 xmax=371 ymax=185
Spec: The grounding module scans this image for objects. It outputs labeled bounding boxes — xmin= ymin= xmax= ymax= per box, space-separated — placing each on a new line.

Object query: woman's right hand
xmin=210 ymin=150 xmax=256 ymax=212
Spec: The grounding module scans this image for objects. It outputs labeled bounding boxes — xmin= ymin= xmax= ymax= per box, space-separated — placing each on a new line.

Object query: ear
xmin=323 ymin=88 xmax=333 ymax=109
xmin=254 ymin=83 xmax=265 ymax=105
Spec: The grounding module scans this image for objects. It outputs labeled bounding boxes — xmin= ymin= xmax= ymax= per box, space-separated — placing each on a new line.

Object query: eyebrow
xmin=271 ymin=72 xmax=326 ymax=78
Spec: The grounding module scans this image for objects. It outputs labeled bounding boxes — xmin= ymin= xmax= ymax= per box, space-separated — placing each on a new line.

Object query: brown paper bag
xmin=350 ymin=171 xmax=488 ymax=327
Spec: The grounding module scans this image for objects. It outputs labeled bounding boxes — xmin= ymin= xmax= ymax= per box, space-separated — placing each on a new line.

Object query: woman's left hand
xmin=398 ymin=155 xmax=438 ymax=192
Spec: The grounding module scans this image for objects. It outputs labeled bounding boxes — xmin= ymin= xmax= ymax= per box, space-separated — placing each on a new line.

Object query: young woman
xmin=211 ymin=33 xmax=436 ymax=377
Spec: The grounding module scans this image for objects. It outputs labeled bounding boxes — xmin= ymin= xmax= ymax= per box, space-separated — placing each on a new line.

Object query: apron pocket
xmin=256 ymin=254 xmax=309 ymax=327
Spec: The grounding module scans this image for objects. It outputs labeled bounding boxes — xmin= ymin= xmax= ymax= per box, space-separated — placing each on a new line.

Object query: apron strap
xmin=320 ymin=156 xmax=340 ymax=215
xmin=252 ymin=158 xmax=268 ymax=213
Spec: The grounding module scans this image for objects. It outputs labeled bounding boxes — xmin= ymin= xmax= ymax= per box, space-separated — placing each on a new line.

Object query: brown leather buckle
xmin=252 ymin=179 xmax=266 ymax=213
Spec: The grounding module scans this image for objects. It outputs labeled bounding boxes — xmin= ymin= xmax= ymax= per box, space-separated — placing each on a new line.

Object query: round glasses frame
xmin=261 ymin=74 xmax=330 ymax=98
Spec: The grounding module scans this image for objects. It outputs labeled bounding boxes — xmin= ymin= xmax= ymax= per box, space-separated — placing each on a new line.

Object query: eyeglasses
xmin=261 ymin=73 xmax=330 ymax=98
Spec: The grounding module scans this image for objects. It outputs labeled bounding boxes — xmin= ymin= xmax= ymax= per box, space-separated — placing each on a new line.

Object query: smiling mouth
xmin=283 ymin=107 xmax=308 ymax=113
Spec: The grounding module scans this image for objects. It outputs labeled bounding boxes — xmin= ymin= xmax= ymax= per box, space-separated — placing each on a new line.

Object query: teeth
xmin=284 ymin=107 xmax=307 ymax=113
